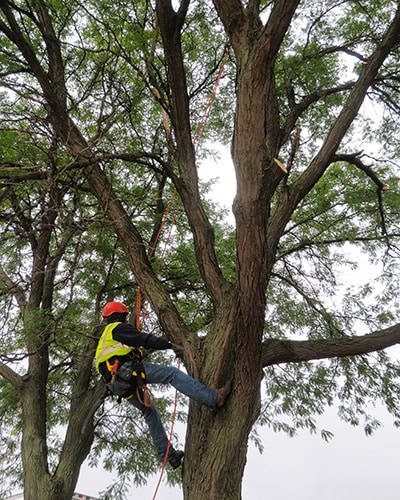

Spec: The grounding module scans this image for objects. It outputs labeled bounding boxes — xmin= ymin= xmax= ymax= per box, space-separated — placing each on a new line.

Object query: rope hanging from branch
xmin=139 ymin=46 xmax=230 ymax=499
xmin=135 ymin=45 xmax=230 ymax=331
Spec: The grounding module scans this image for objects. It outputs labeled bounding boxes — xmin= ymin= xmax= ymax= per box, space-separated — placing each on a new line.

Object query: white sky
xmin=75 ymin=152 xmax=400 ymax=499
xmin=76 ymin=396 xmax=400 ymax=499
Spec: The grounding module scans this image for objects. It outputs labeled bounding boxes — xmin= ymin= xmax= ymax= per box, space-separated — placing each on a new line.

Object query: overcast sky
xmin=76 ymin=397 xmax=400 ymax=499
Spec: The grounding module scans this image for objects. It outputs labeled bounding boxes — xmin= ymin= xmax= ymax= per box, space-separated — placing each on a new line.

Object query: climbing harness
xmin=99 ymin=348 xmax=151 ymax=403
xmin=109 ymin=358 xmax=147 ymax=400
xmin=83 ymin=349 xmax=152 ymax=435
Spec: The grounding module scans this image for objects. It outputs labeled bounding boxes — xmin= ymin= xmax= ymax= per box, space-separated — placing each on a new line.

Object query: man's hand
xmin=172 ymin=343 xmax=185 ymax=360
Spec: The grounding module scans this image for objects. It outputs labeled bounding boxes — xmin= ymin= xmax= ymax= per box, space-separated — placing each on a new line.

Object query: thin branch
xmin=282 ymin=81 xmax=354 ymax=142
xmin=333 ymin=152 xmax=390 ymax=236
xmin=333 ymin=152 xmax=389 ymax=191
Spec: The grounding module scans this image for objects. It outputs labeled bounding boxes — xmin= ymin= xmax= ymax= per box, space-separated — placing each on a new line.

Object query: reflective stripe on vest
xmin=95 ymin=322 xmax=133 ymax=373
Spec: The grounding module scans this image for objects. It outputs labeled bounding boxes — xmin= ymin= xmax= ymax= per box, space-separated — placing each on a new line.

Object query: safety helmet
xmin=102 ymin=301 xmax=129 ymax=318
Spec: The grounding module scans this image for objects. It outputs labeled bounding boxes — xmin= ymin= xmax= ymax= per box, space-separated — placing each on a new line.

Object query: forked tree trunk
xmin=20 ymin=316 xmax=99 ymax=500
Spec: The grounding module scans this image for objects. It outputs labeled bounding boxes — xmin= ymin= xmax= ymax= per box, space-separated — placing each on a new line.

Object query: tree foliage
xmin=0 ymin=1 xmax=400 ymax=499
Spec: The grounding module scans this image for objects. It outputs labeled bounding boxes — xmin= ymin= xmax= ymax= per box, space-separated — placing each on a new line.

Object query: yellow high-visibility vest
xmin=95 ymin=322 xmax=133 ymax=373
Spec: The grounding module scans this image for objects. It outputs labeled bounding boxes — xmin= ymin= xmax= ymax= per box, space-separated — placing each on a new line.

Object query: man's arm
xmin=112 ymin=323 xmax=172 ymax=350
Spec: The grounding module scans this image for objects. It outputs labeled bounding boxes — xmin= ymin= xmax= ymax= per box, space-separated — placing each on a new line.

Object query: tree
xmin=0 ymin=0 xmax=400 ymax=498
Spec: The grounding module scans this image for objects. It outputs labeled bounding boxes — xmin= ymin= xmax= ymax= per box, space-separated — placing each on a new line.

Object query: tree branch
xmin=260 ymin=0 xmax=301 ymax=60
xmin=212 ymin=0 xmax=245 ymax=48
xmin=333 ymin=152 xmax=390 ymax=236
xmin=333 ymin=152 xmax=389 ymax=191
xmin=262 ymin=323 xmax=400 ymax=366
xmin=0 ymin=360 xmax=23 ymax=390
xmin=155 ymin=0 xmax=228 ymax=305
xmin=282 ymin=82 xmax=354 ymax=143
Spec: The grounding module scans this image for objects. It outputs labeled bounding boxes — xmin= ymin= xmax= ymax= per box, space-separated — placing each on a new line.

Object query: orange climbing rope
xmin=135 ymin=189 xmax=180 ymax=330
xmin=135 ymin=47 xmax=229 ymax=498
xmin=193 ymin=46 xmax=230 ymax=147
xmin=151 ymin=358 xmax=181 ymax=500
xmin=135 ymin=46 xmax=230 ymax=330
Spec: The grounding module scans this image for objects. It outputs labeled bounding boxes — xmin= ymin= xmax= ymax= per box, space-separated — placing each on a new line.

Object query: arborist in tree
xmin=94 ymin=301 xmax=232 ymax=469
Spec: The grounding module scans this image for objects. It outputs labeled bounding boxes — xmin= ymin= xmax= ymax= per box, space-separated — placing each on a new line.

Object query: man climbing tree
xmin=0 ymin=1 xmax=400 ymax=499
xmin=94 ymin=300 xmax=231 ymax=469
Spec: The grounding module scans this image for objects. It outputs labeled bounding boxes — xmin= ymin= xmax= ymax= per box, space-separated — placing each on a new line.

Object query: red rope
xmin=193 ymin=46 xmax=230 ymax=148
xmin=152 ymin=359 xmax=181 ymax=500
xmin=142 ymin=47 xmax=229 ymax=498
xmin=135 ymin=189 xmax=178 ymax=330
xmin=135 ymin=190 xmax=180 ymax=330
xmin=136 ymin=46 xmax=230 ymax=330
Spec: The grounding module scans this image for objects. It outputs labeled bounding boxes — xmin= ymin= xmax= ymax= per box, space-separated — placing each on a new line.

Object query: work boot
xmin=216 ymin=379 xmax=232 ymax=408
xmin=168 ymin=450 xmax=184 ymax=469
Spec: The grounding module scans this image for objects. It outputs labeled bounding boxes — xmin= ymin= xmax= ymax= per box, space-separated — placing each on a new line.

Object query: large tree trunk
xmin=178 ymin=5 xmax=294 ymax=497
xmin=20 ymin=352 xmax=53 ymax=499
xmin=183 ymin=302 xmax=262 ymax=500
xmin=184 ymin=388 xmax=260 ymax=500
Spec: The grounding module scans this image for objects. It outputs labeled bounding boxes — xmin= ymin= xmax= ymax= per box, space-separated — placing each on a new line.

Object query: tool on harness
xmin=129 ymin=383 xmax=155 ymax=407
xmin=104 ymin=350 xmax=153 ymax=406
xmin=106 ymin=358 xmax=119 ymax=384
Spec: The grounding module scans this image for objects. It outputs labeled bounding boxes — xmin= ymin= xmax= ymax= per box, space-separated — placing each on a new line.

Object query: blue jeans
xmin=127 ymin=362 xmax=217 ymax=460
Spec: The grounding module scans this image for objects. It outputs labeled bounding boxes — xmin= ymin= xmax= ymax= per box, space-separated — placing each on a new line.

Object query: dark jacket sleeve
xmin=112 ymin=323 xmax=172 ymax=350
